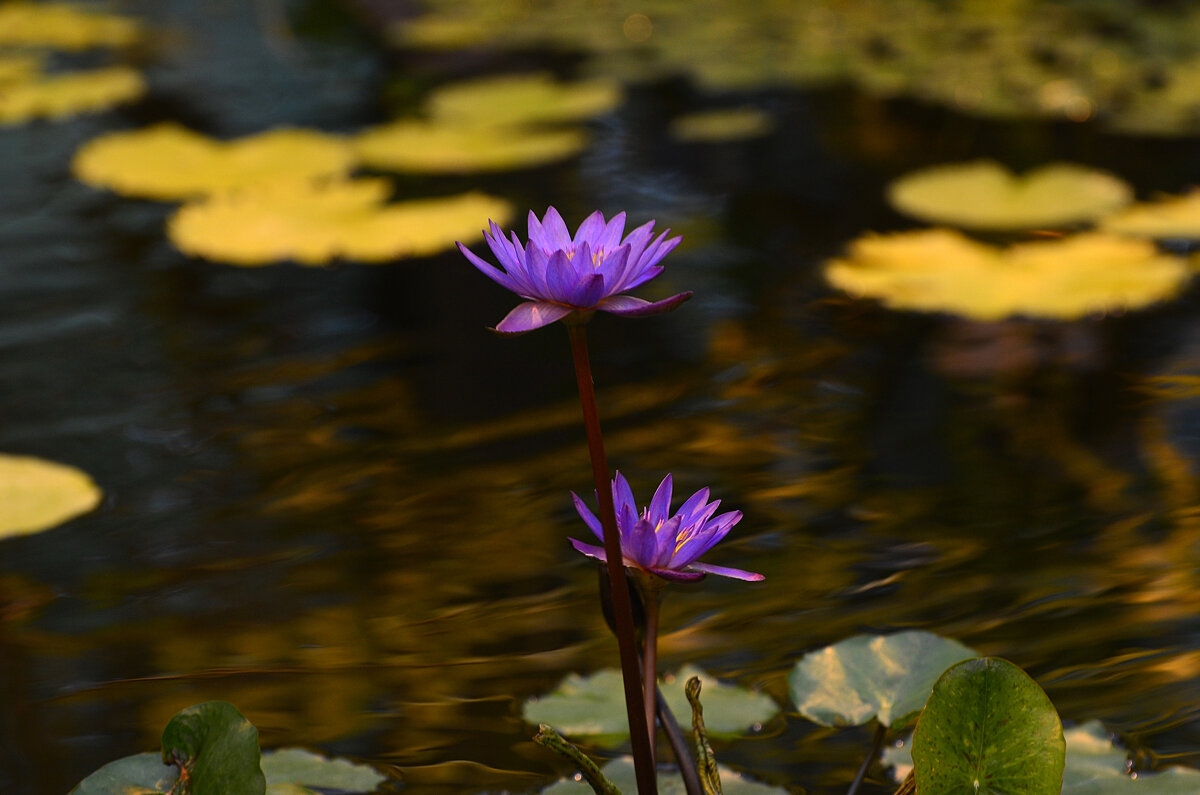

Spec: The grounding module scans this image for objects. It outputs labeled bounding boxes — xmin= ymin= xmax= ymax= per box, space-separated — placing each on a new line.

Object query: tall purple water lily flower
xmin=570 ymin=472 xmax=764 ymax=583
xmin=458 ymin=207 xmax=691 ymax=334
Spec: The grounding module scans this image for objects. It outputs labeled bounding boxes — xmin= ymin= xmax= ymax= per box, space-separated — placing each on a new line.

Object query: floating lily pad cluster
xmin=825 ymin=161 xmax=1199 ymax=321
xmin=395 ymin=0 xmax=1200 ymax=135
xmin=70 ymin=71 xmax=626 ymax=265
xmin=0 ymin=2 xmax=145 ymax=124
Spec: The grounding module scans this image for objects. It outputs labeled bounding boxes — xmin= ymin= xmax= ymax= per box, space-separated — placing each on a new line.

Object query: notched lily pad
xmin=0 ymin=66 xmax=145 ymax=125
xmin=912 ymin=657 xmax=1064 ymax=795
xmin=426 ymin=72 xmax=621 ymax=127
xmin=541 ymin=757 xmax=787 ymax=795
xmin=788 ymin=630 xmax=978 ymax=729
xmin=1101 ymin=190 xmax=1200 ymax=239
xmin=669 ymin=107 xmax=775 ymax=142
xmin=825 ymin=229 xmax=1191 ymax=321
xmin=0 ymin=453 xmax=101 ymax=539
xmin=73 ymin=123 xmax=356 ymax=201
xmin=887 ymin=161 xmax=1133 ymax=231
xmin=161 ymin=701 xmax=265 ymax=795
xmin=168 ymin=181 xmax=512 ymax=265
xmin=353 ymin=120 xmax=586 ymax=173
xmin=523 ymin=665 xmax=778 ymax=744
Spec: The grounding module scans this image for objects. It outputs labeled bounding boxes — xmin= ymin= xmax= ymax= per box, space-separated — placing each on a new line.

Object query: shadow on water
xmin=5 ymin=1 xmax=1200 ymax=793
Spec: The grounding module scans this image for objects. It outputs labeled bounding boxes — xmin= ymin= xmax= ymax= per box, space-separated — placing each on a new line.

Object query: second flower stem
xmin=566 ymin=320 xmax=658 ymax=795
xmin=638 ymin=573 xmax=664 ymax=767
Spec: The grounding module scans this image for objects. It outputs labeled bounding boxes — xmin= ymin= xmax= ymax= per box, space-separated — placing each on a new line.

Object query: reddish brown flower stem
xmin=565 ymin=319 xmax=658 ymax=795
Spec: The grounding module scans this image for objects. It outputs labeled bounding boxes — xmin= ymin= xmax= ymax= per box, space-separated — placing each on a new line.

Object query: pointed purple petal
xmin=687 ymin=561 xmax=764 ymax=581
xmin=572 ymin=491 xmax=604 ymax=542
xmin=486 ymin=221 xmax=522 ymax=271
xmin=458 ymin=242 xmax=522 ymax=293
xmin=597 ymin=212 xmax=627 ymax=253
xmin=571 ymin=273 xmax=606 ymax=307
xmin=621 ymin=221 xmax=655 ymax=268
xmin=569 ymin=537 xmax=609 ymax=564
xmin=648 ymin=566 xmax=707 ymax=583
xmin=612 ymin=471 xmax=637 ymax=516
xmin=641 ymin=232 xmax=682 ymax=270
xmin=597 ymin=245 xmax=632 ymax=293
xmin=544 ymin=249 xmax=576 ymax=302
xmin=597 ymin=292 xmax=693 ymax=317
xmin=629 ymin=516 xmax=659 ymax=569
xmin=526 ymin=209 xmax=548 ymax=250
xmin=494 ymin=301 xmax=573 ymax=334
xmin=676 ymin=487 xmax=711 ymax=519
xmin=651 ymin=515 xmax=682 ymax=567
xmin=523 ymin=240 xmax=551 ymax=297
xmin=573 ymin=210 xmax=607 ymax=247
xmin=540 ymin=207 xmax=573 ymax=250
xmin=649 ymin=474 xmax=673 ymax=525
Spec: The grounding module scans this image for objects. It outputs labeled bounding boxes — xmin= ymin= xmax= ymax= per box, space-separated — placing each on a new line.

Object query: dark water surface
xmin=5 ymin=2 xmax=1200 ymax=793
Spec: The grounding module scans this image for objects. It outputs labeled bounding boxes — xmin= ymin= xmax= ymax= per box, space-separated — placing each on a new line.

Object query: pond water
xmin=6 ymin=1 xmax=1200 ymax=793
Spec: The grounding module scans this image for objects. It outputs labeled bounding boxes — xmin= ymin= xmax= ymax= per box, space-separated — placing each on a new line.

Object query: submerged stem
xmin=565 ymin=320 xmax=657 ymax=795
xmin=847 ymin=723 xmax=887 ymax=795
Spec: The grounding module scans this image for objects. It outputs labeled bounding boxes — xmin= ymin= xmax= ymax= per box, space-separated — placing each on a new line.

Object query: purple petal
xmin=628 ymin=516 xmax=659 ymax=569
xmin=540 ymin=207 xmax=573 ymax=250
xmin=612 ymin=471 xmax=637 ymax=516
xmin=523 ymin=240 xmax=551 ymax=297
xmin=651 ymin=515 xmax=683 ymax=567
xmin=687 ymin=561 xmax=764 ymax=581
xmin=648 ymin=566 xmax=707 ymax=583
xmin=621 ymin=221 xmax=655 ymax=269
xmin=572 ymin=491 xmax=604 ymax=542
xmin=617 ymin=501 xmax=639 ymax=546
xmin=486 ymin=220 xmax=522 ymax=271
xmin=544 ymin=249 xmax=576 ymax=302
xmin=673 ymin=525 xmax=730 ymax=567
xmin=572 ymin=210 xmax=607 ymax=247
xmin=676 ymin=487 xmax=711 ymax=520
xmin=597 ymin=245 xmax=632 ymax=293
xmin=597 ymin=292 xmax=693 ymax=317
xmin=569 ymin=537 xmax=609 ymax=564
xmin=526 ymin=209 xmax=549 ymax=251
xmin=597 ymin=212 xmax=627 ymax=253
xmin=648 ymin=474 xmax=673 ymax=525
xmin=570 ymin=272 xmax=606 ymax=307
xmin=458 ymin=242 xmax=522 ymax=293
xmin=494 ymin=301 xmax=573 ymax=334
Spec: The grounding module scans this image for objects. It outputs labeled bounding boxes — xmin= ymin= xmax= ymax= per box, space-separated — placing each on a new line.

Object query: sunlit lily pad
xmin=887 ymin=720 xmax=1200 ymax=793
xmin=168 ymin=180 xmax=513 ymax=265
xmin=669 ymin=107 xmax=775 ymax=142
xmin=541 ymin=757 xmax=787 ymax=795
xmin=522 ymin=666 xmax=778 ymax=745
xmin=789 ymin=631 xmax=978 ymax=730
xmin=73 ymin=123 xmax=356 ymax=200
xmin=0 ymin=2 xmax=142 ymax=50
xmin=261 ymin=748 xmax=386 ymax=794
xmin=353 ymin=119 xmax=586 ymax=173
xmin=1101 ymin=190 xmax=1200 ymax=239
xmin=0 ymin=66 xmax=144 ymax=124
xmin=887 ymin=161 xmax=1133 ymax=231
xmin=427 ymin=72 xmax=621 ymax=127
xmin=0 ymin=453 xmax=101 ymax=539
xmin=825 ymin=229 xmax=1191 ymax=321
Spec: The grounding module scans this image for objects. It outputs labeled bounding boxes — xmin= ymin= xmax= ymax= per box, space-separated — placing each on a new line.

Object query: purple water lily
xmin=458 ymin=207 xmax=691 ymax=334
xmin=570 ymin=472 xmax=763 ymax=583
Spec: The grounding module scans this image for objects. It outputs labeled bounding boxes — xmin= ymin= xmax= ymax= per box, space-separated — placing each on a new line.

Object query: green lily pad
xmin=161 ymin=701 xmax=266 ymax=795
xmin=788 ymin=630 xmax=978 ymax=730
xmin=261 ymin=748 xmax=386 ymax=793
xmin=912 ymin=657 xmax=1064 ymax=795
xmin=426 ymin=72 xmax=621 ymax=127
xmin=888 ymin=720 xmax=1200 ymax=793
xmin=541 ymin=757 xmax=787 ymax=795
xmin=887 ymin=161 xmax=1133 ymax=231
xmin=69 ymin=753 xmax=180 ymax=795
xmin=523 ymin=665 xmax=778 ymax=744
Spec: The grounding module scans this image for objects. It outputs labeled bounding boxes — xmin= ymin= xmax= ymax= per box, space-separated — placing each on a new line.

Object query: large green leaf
xmin=540 ymin=757 xmax=787 ymax=795
xmin=260 ymin=748 xmax=386 ymax=793
xmin=788 ymin=631 xmax=978 ymax=729
xmin=161 ymin=701 xmax=266 ymax=795
xmin=69 ymin=753 xmax=179 ymax=795
xmin=912 ymin=657 xmax=1064 ymax=795
xmin=523 ymin=665 xmax=778 ymax=745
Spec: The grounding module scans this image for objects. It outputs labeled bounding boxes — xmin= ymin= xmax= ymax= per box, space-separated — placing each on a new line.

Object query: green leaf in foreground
xmin=261 ymin=748 xmax=386 ymax=793
xmin=541 ymin=757 xmax=787 ymax=795
xmin=523 ymin=665 xmax=778 ymax=745
xmin=912 ymin=657 xmax=1064 ymax=795
xmin=161 ymin=701 xmax=266 ymax=795
xmin=788 ymin=630 xmax=978 ymax=729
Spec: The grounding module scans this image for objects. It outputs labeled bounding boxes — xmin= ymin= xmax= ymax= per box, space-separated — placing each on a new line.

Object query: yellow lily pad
xmin=353 ymin=119 xmax=585 ymax=173
xmin=0 ymin=1 xmax=142 ymax=50
xmin=426 ymin=72 xmax=621 ymax=127
xmin=72 ymin=123 xmax=356 ymax=200
xmin=0 ymin=454 xmax=102 ymax=539
xmin=825 ymin=229 xmax=1190 ymax=321
xmin=167 ymin=180 xmax=513 ymax=266
xmin=887 ymin=160 xmax=1133 ymax=231
xmin=0 ymin=65 xmax=144 ymax=124
xmin=668 ymin=107 xmax=775 ymax=142
xmin=0 ymin=53 xmax=43 ymax=84
xmin=1100 ymin=189 xmax=1200 ymax=239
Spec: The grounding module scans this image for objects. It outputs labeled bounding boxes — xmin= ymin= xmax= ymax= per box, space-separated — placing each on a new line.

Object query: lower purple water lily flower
xmin=458 ymin=207 xmax=692 ymax=334
xmin=570 ymin=472 xmax=764 ymax=583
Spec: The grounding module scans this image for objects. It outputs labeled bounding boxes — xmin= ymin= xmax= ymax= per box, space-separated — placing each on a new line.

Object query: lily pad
xmin=168 ymin=181 xmax=512 ymax=265
xmin=669 ymin=107 xmax=775 ymax=142
xmin=788 ymin=630 xmax=978 ymax=729
xmin=261 ymin=748 xmax=386 ymax=793
xmin=1101 ymin=190 xmax=1200 ymax=239
xmin=523 ymin=665 xmax=778 ymax=744
xmin=426 ymin=72 xmax=621 ymax=127
xmin=0 ymin=453 xmax=101 ymax=539
xmin=161 ymin=701 xmax=266 ymax=795
xmin=912 ymin=657 xmax=1064 ymax=795
xmin=0 ymin=66 xmax=145 ymax=125
xmin=887 ymin=161 xmax=1133 ymax=231
xmin=73 ymin=124 xmax=356 ymax=200
xmin=353 ymin=119 xmax=586 ymax=173
xmin=541 ymin=757 xmax=787 ymax=795
xmin=825 ymin=229 xmax=1191 ymax=321
xmin=0 ymin=2 xmax=142 ymax=49
xmin=69 ymin=753 xmax=179 ymax=795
